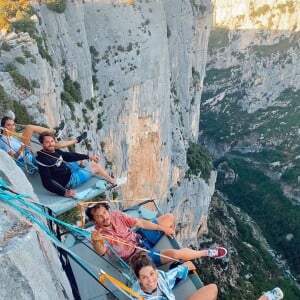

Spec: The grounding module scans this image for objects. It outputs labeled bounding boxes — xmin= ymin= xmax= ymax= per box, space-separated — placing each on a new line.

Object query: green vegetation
xmin=45 ymin=0 xmax=68 ymax=13
xmin=0 ymin=84 xmax=12 ymax=112
xmin=15 ymin=56 xmax=26 ymax=64
xmin=199 ymin=196 xmax=300 ymax=299
xmin=251 ymin=34 xmax=299 ymax=58
xmin=200 ymin=85 xmax=300 ymax=148
xmin=186 ymin=142 xmax=213 ymax=181
xmin=281 ymin=165 xmax=300 ymax=185
xmin=0 ymin=41 xmax=12 ymax=51
xmin=0 ymin=0 xmax=31 ymax=31
xmin=90 ymin=45 xmax=100 ymax=72
xmin=12 ymin=16 xmax=53 ymax=67
xmin=5 ymin=63 xmax=32 ymax=91
xmin=97 ymin=113 xmax=103 ymax=130
xmin=36 ymin=33 xmax=54 ymax=66
xmin=203 ymin=67 xmax=232 ymax=86
xmin=85 ymin=97 xmax=96 ymax=111
xmin=61 ymin=73 xmax=83 ymax=118
xmin=12 ymin=18 xmax=36 ymax=37
xmin=208 ymin=28 xmax=229 ymax=54
xmin=13 ymin=100 xmax=35 ymax=125
xmin=217 ymin=158 xmax=300 ymax=276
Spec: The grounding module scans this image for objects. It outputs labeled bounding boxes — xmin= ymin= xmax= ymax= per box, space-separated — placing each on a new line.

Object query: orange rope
xmin=1 ymin=128 xmax=30 ymax=141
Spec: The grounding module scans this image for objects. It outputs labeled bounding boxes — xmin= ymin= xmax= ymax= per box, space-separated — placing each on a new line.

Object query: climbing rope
xmin=0 ymin=182 xmax=141 ymax=299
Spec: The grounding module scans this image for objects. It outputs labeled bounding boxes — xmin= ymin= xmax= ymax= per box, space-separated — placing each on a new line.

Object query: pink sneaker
xmin=207 ymin=247 xmax=227 ymax=259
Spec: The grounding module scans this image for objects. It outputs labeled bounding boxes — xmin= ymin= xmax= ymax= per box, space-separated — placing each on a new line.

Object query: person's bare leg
xmin=257 ymin=296 xmax=267 ymax=300
xmin=186 ymin=284 xmax=218 ymax=300
xmin=157 ymin=213 xmax=174 ymax=229
xmin=22 ymin=125 xmax=55 ymax=144
xmin=90 ymin=162 xmax=116 ymax=184
xmin=160 ymin=248 xmax=208 ymax=264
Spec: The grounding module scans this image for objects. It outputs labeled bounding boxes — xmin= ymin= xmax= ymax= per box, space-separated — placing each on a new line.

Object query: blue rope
xmin=0 ymin=180 xmax=131 ymax=270
xmin=0 ymin=187 xmax=137 ymax=299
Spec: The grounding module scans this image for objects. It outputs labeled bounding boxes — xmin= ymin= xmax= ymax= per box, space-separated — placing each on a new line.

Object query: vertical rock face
xmin=0 ymin=151 xmax=73 ymax=299
xmin=0 ymin=0 xmax=215 ymax=237
xmin=1 ymin=0 xmax=214 ymax=243
xmin=0 ymin=1 xmax=215 ymax=296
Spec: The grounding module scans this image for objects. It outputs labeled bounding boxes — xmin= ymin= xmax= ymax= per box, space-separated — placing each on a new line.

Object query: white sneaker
xmin=54 ymin=121 xmax=65 ymax=139
xmin=264 ymin=287 xmax=284 ymax=300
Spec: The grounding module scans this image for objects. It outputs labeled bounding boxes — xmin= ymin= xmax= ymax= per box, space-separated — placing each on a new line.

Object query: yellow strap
xmin=2 ymin=128 xmax=30 ymax=141
xmin=99 ymin=272 xmax=144 ymax=300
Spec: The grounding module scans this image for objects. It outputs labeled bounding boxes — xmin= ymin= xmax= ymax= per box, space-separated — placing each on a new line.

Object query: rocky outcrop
xmin=0 ymin=0 xmax=214 ymax=242
xmin=0 ymin=0 xmax=215 ymax=297
xmin=0 ymin=151 xmax=73 ymax=299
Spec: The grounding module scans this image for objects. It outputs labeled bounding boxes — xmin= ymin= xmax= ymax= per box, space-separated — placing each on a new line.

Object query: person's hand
xmin=91 ymin=230 xmax=104 ymax=245
xmin=183 ymin=261 xmax=196 ymax=271
xmin=64 ymin=189 xmax=76 ymax=198
xmin=89 ymin=155 xmax=100 ymax=162
xmin=160 ymin=225 xmax=175 ymax=238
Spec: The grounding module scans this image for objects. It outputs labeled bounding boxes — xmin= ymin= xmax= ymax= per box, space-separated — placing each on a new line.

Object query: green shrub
xmin=46 ymin=0 xmax=68 ymax=13
xmin=62 ymin=73 xmax=82 ymax=103
xmin=36 ymin=36 xmax=54 ymax=66
xmin=281 ymin=166 xmax=300 ymax=185
xmin=89 ymin=45 xmax=99 ymax=57
xmin=0 ymin=84 xmax=13 ymax=112
xmin=1 ymin=41 xmax=12 ymax=51
xmin=9 ymin=70 xmax=32 ymax=91
xmin=97 ymin=113 xmax=103 ymax=130
xmin=12 ymin=19 xmax=36 ymax=37
xmin=15 ymin=56 xmax=26 ymax=65
xmin=186 ymin=142 xmax=213 ymax=181
xmin=13 ymin=100 xmax=35 ymax=125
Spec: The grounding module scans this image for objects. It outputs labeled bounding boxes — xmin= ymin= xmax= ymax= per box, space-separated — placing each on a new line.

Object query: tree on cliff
xmin=0 ymin=0 xmax=30 ymax=31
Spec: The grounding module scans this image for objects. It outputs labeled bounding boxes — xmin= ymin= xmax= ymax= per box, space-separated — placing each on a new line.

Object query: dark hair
xmin=85 ymin=202 xmax=110 ymax=221
xmin=1 ymin=116 xmax=13 ymax=134
xmin=129 ymin=252 xmax=156 ymax=278
xmin=39 ymin=131 xmax=55 ymax=144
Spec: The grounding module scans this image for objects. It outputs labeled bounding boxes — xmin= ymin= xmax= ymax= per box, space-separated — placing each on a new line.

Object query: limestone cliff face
xmin=0 ymin=151 xmax=73 ymax=299
xmin=0 ymin=1 xmax=213 ymax=245
xmin=201 ymin=0 xmax=300 ymax=201
xmin=213 ymin=0 xmax=300 ymax=30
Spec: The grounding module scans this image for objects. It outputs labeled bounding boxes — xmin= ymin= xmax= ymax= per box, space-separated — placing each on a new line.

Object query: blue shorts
xmin=138 ymin=218 xmax=164 ymax=246
xmin=65 ymin=162 xmax=94 ymax=188
xmin=137 ymin=218 xmax=164 ymax=266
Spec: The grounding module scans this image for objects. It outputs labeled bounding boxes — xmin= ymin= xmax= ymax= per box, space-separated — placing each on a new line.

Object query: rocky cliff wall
xmin=0 ymin=1 xmax=215 ymax=296
xmin=0 ymin=151 xmax=73 ymax=299
xmin=0 ymin=0 xmax=214 ymax=245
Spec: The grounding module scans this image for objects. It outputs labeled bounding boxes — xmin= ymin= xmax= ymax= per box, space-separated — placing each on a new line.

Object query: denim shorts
xmin=137 ymin=218 xmax=164 ymax=266
xmin=65 ymin=162 xmax=94 ymax=188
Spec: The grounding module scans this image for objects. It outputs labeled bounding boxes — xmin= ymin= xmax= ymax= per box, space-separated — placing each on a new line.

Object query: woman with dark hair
xmin=0 ymin=116 xmax=86 ymax=174
xmin=129 ymin=252 xmax=218 ymax=300
xmin=129 ymin=253 xmax=283 ymax=300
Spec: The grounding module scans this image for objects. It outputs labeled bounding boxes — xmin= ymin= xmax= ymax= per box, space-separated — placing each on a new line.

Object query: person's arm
xmin=61 ymin=151 xmax=90 ymax=162
xmin=55 ymin=140 xmax=76 ymax=149
xmin=0 ymin=136 xmax=24 ymax=159
xmin=91 ymin=230 xmax=107 ymax=256
xmin=10 ymin=143 xmax=25 ymax=159
xmin=135 ymin=218 xmax=175 ymax=238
